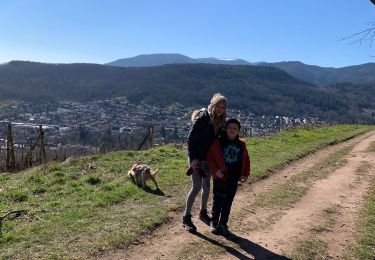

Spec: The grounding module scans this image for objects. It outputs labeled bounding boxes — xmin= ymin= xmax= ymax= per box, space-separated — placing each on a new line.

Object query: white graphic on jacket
xmin=223 ymin=144 xmax=241 ymax=165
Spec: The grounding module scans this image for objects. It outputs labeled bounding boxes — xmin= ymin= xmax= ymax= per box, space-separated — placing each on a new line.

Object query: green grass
xmin=0 ymin=125 xmax=373 ymax=259
xmin=249 ymin=124 xmax=371 ymax=181
xmin=346 ymin=163 xmax=375 ymax=260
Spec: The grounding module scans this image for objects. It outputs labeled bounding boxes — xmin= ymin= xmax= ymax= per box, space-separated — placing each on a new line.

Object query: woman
xmin=182 ymin=93 xmax=227 ymax=232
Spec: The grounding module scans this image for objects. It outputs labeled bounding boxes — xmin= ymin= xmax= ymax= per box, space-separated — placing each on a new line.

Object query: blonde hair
xmin=207 ymin=93 xmax=227 ymax=115
xmin=207 ymin=93 xmax=227 ymax=134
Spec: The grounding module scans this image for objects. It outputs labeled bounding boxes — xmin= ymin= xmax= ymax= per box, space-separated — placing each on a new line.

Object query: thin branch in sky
xmin=340 ymin=26 xmax=375 ymax=47
xmin=371 ymin=30 xmax=375 ymax=48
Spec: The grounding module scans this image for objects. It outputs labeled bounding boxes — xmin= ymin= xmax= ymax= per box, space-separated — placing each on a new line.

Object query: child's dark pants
xmin=212 ymin=176 xmax=239 ymax=225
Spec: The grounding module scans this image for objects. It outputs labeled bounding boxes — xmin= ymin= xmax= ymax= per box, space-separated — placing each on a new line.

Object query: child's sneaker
xmin=210 ymin=220 xmax=219 ymax=234
xmin=218 ymin=223 xmax=230 ymax=236
xmin=199 ymin=209 xmax=211 ymax=225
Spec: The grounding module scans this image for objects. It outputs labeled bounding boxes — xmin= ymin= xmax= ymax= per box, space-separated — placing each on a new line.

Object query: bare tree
xmin=340 ymin=1 xmax=375 ymax=48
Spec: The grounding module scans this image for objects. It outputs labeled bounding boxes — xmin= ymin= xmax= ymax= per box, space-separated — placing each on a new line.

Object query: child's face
xmin=226 ymin=123 xmax=240 ymax=140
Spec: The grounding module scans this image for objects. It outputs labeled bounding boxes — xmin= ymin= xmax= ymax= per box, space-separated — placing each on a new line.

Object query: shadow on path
xmin=192 ymin=231 xmax=290 ymax=260
xmin=226 ymin=233 xmax=290 ymax=260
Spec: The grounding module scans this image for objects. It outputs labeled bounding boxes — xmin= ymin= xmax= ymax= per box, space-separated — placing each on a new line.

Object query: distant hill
xmin=106 ymin=53 xmax=252 ymax=67
xmin=107 ymin=54 xmax=195 ymax=67
xmin=195 ymin=57 xmax=251 ymax=65
xmin=260 ymin=61 xmax=375 ymax=86
xmin=0 ymin=61 xmax=359 ymax=122
xmin=106 ymin=54 xmax=375 ymax=86
xmin=328 ymin=81 xmax=375 ymax=122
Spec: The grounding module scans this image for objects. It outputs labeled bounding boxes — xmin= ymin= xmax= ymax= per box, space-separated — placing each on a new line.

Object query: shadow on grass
xmin=192 ymin=231 xmax=290 ymax=260
xmin=143 ymin=187 xmax=165 ymax=196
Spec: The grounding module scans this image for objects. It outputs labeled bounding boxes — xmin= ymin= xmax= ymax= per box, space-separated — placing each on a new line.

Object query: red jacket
xmin=207 ymin=138 xmax=251 ymax=180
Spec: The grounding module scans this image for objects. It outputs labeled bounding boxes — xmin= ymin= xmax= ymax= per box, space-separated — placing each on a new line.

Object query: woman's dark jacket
xmin=187 ymin=109 xmax=215 ymax=162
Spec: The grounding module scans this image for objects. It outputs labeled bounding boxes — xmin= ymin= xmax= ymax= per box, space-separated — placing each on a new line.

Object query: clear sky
xmin=1 ymin=0 xmax=375 ymax=67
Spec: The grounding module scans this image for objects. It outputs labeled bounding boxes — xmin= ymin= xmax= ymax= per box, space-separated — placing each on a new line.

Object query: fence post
xmin=39 ymin=125 xmax=46 ymax=163
xmin=148 ymin=125 xmax=154 ymax=148
xmin=137 ymin=125 xmax=154 ymax=151
xmin=6 ymin=124 xmax=16 ymax=171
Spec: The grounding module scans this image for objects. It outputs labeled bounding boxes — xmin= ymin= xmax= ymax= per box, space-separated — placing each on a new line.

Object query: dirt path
xmin=99 ymin=131 xmax=375 ymax=260
xmin=242 ymin=132 xmax=375 ymax=259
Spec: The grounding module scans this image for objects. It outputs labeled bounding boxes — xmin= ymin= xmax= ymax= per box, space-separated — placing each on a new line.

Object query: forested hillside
xmin=0 ymin=61 xmax=372 ymax=122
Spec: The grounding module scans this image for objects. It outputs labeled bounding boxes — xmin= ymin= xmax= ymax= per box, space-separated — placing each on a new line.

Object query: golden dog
xmin=127 ymin=163 xmax=160 ymax=190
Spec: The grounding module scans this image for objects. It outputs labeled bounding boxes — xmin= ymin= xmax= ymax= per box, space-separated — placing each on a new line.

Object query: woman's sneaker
xmin=182 ymin=214 xmax=197 ymax=232
xmin=199 ymin=209 xmax=211 ymax=225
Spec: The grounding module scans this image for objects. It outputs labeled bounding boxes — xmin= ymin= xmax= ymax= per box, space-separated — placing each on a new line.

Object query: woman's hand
xmin=190 ymin=159 xmax=199 ymax=170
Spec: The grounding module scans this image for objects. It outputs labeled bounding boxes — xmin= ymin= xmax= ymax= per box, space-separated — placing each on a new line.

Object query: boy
xmin=207 ymin=118 xmax=250 ymax=235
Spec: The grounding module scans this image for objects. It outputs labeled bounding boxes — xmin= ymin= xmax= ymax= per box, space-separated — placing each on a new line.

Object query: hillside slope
xmin=0 ymin=125 xmax=373 ymax=259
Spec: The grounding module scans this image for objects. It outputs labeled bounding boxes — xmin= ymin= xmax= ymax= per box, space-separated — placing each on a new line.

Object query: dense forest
xmin=0 ymin=61 xmax=374 ymax=123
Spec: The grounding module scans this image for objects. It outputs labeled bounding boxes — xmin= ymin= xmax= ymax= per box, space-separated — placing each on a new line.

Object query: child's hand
xmin=240 ymin=176 xmax=248 ymax=183
xmin=216 ymin=170 xmax=225 ymax=178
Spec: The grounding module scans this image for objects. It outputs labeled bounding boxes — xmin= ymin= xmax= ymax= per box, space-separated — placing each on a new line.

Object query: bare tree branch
xmin=340 ymin=25 xmax=375 ymax=47
xmin=339 ymin=1 xmax=375 ymax=47
xmin=371 ymin=30 xmax=375 ymax=47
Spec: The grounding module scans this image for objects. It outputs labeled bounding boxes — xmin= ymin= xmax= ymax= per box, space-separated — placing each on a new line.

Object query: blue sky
xmin=1 ymin=0 xmax=375 ymax=67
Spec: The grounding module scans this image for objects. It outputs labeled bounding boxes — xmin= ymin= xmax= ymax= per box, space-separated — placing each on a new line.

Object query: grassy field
xmin=0 ymin=124 xmax=374 ymax=259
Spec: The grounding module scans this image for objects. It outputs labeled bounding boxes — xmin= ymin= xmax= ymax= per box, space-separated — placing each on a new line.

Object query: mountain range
xmin=106 ymin=54 xmax=375 ymax=86
xmin=106 ymin=53 xmax=252 ymax=67
xmin=0 ymin=55 xmax=374 ymax=123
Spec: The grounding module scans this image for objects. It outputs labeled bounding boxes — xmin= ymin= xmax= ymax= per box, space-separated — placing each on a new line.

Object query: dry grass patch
xmin=367 ymin=141 xmax=375 ymax=152
xmin=290 ymin=239 xmax=328 ymax=260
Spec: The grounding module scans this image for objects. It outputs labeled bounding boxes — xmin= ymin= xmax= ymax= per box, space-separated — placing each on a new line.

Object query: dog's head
xmin=127 ymin=169 xmax=134 ymax=177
